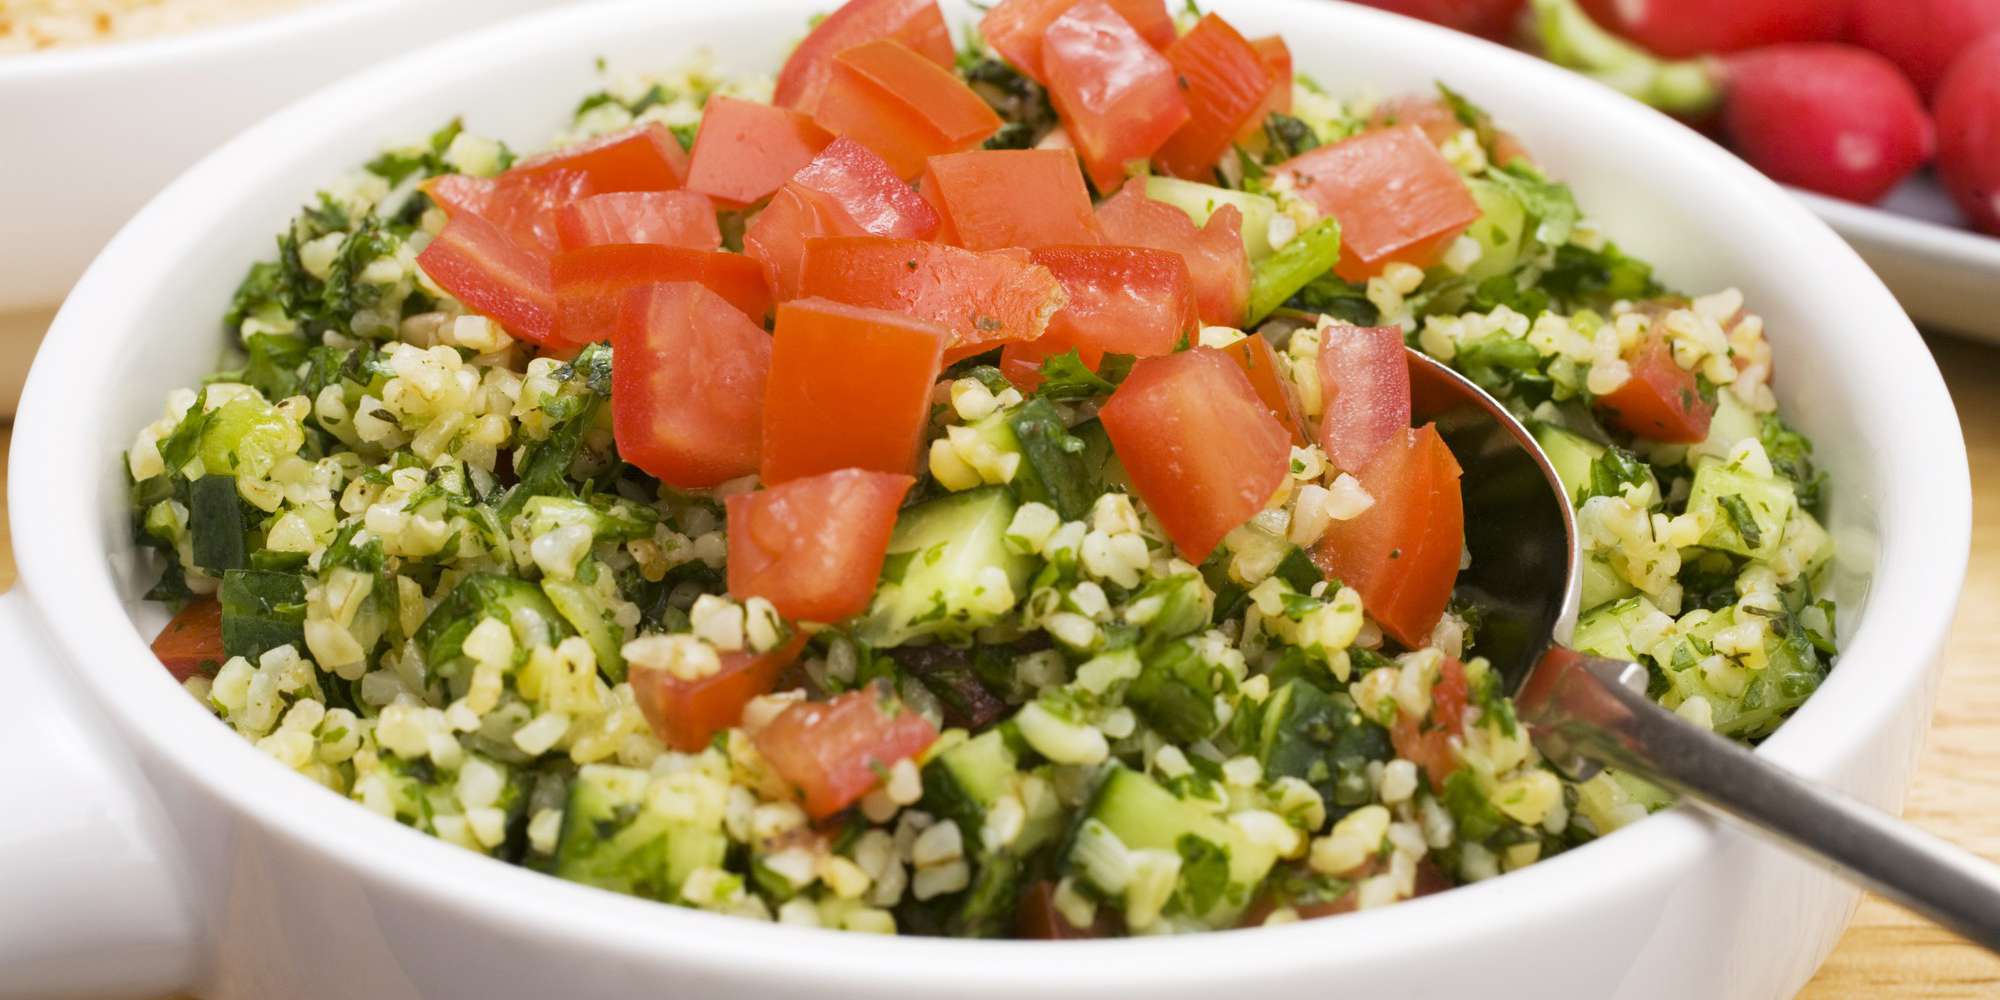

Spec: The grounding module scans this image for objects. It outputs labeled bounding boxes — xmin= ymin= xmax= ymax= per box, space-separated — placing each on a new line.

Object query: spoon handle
xmin=1519 ymin=647 xmax=2000 ymax=953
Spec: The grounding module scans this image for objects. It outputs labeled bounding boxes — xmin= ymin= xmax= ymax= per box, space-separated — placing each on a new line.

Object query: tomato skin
xmin=685 ymin=96 xmax=834 ymax=208
xmin=797 ymin=236 xmax=1066 ymax=364
xmin=417 ymin=211 xmax=556 ymax=344
xmin=812 ymin=40 xmax=1004 ymax=179
xmin=610 ymin=282 xmax=772 ymax=488
xmin=1389 ymin=657 xmax=1470 ymax=791
xmin=761 ymin=297 xmax=950 ymax=484
xmin=1041 ymin=0 xmax=1192 ymax=191
xmin=980 ymin=0 xmax=1177 ymax=82
xmin=1250 ymin=35 xmax=1294 ymax=117
xmin=1095 ymin=181 xmax=1249 ymax=327
xmin=922 ymin=149 xmax=1103 ymax=250
xmin=726 ymin=468 xmax=916 ymax=623
xmin=552 ymin=244 xmax=771 ymax=345
xmin=1276 ymin=125 xmax=1481 ymax=282
xmin=509 ymin=122 xmax=693 ymax=193
xmin=1156 ymin=15 xmax=1275 ymax=179
xmin=1310 ymin=424 xmax=1464 ymax=648
xmin=744 ymin=183 xmax=872 ymax=302
xmin=1595 ymin=332 xmax=1715 ymax=443
xmin=754 ymin=683 xmax=941 ymax=819
xmin=793 ymin=137 xmax=942 ymax=240
xmin=427 ymin=169 xmax=597 ymax=254
xmin=1221 ymin=334 xmax=1310 ymax=447
xmin=773 ymin=0 xmax=956 ymax=112
xmin=1098 ymin=348 xmax=1292 ymax=561
xmin=632 ymin=633 xmax=809 ymax=752
xmin=1316 ymin=324 xmax=1412 ymax=473
xmin=1000 ymin=244 xmax=1195 ymax=390
xmin=554 ymin=190 xmax=722 ymax=251
xmin=152 ymin=598 xmax=225 ymax=681
xmin=1367 ymin=94 xmax=1533 ymax=167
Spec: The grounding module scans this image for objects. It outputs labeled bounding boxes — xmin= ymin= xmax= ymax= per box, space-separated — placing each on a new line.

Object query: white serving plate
xmin=1799 ymin=177 xmax=2000 ymax=342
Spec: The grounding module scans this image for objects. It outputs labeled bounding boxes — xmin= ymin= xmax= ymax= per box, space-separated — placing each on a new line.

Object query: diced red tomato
xmin=610 ymin=282 xmax=772 ymax=488
xmin=797 ymin=236 xmax=1066 ymax=363
xmin=923 ymin=149 xmax=1102 ymax=250
xmin=684 ymin=96 xmax=834 ymax=207
xmin=726 ymin=468 xmax=915 ymax=622
xmin=1389 ymin=656 xmax=1470 ymax=791
xmin=152 ymin=598 xmax=224 ymax=681
xmin=979 ymin=0 xmax=1176 ymax=83
xmin=792 ymin=137 xmax=941 ymax=240
xmin=1095 ymin=182 xmax=1249 ymax=326
xmin=552 ymin=244 xmax=771 ymax=345
xmin=1155 ymin=15 xmax=1274 ymax=179
xmin=417 ymin=211 xmax=556 ymax=344
xmin=1221 ymin=334 xmax=1310 ymax=447
xmin=1250 ymin=35 xmax=1293 ymax=118
xmin=1097 ymin=348 xmax=1291 ymax=561
xmin=1367 ymin=94 xmax=1532 ymax=168
xmin=1595 ymin=332 xmax=1715 ymax=443
xmin=632 ymin=633 xmax=809 ymax=752
xmin=773 ymin=0 xmax=955 ymax=112
xmin=754 ymin=683 xmax=941 ymax=819
xmin=744 ymin=182 xmax=871 ymax=301
xmin=1275 ymin=125 xmax=1480 ymax=282
xmin=1000 ymin=244 xmax=1194 ymax=390
xmin=426 ymin=169 xmax=597 ymax=253
xmin=1041 ymin=0 xmax=1191 ymax=192
xmin=1017 ymin=880 xmax=1124 ymax=938
xmin=508 ymin=122 xmax=692 ymax=194
xmin=1311 ymin=424 xmax=1464 ymax=648
xmin=1317 ymin=324 xmax=1411 ymax=473
xmin=812 ymin=40 xmax=1003 ymax=179
xmin=761 ymin=297 xmax=949 ymax=484
xmin=554 ymin=190 xmax=722 ymax=251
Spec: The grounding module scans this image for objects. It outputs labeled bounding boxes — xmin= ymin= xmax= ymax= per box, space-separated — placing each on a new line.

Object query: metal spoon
xmin=1403 ymin=347 xmax=2000 ymax=952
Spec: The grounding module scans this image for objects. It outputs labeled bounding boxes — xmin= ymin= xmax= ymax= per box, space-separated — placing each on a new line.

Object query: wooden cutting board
xmin=2 ymin=333 xmax=1994 ymax=998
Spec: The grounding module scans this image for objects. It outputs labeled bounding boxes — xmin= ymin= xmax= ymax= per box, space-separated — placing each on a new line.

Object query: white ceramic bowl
xmin=0 ymin=1 xmax=1971 ymax=997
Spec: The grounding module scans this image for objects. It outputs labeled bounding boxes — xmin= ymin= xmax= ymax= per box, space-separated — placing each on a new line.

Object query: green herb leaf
xmin=1718 ymin=493 xmax=1763 ymax=549
xmin=1035 ymin=350 xmax=1134 ymax=400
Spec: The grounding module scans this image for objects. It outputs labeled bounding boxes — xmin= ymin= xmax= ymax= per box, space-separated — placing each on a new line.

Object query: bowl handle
xmin=0 ymin=591 xmax=199 ymax=998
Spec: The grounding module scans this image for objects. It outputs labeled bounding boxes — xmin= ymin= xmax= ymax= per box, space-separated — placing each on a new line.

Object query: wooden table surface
xmin=1 ymin=334 xmax=1994 ymax=997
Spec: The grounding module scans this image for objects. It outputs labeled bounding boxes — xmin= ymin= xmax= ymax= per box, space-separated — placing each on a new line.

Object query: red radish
xmin=1344 ymin=0 xmax=1526 ymax=39
xmin=1536 ymin=0 xmax=1934 ymax=204
xmin=1578 ymin=0 xmax=1845 ymax=59
xmin=1936 ymin=34 xmax=2000 ymax=233
xmin=1847 ymin=0 xmax=2000 ymax=99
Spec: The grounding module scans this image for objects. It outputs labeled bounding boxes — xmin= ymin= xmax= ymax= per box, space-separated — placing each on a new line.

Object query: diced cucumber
xmin=553 ymin=764 xmax=728 ymax=900
xmin=541 ymin=576 xmax=628 ymax=681
xmin=418 ymin=573 xmax=571 ymax=675
xmin=1249 ymin=679 xmax=1391 ymax=809
xmin=860 ymin=487 xmax=1034 ymax=647
xmin=1126 ymin=639 xmax=1225 ymax=743
xmin=1144 ymin=176 xmax=1281 ymax=260
xmin=1248 ymin=217 xmax=1342 ymax=325
xmin=922 ymin=729 xmax=1021 ymax=835
xmin=1580 ymin=554 xmax=1638 ymax=608
xmin=1658 ymin=607 xmax=1825 ymax=738
xmin=1690 ymin=390 xmax=1761 ymax=463
xmin=1570 ymin=595 xmax=1664 ymax=662
xmin=219 ymin=568 xmax=308 ymax=660
xmin=1686 ymin=457 xmax=1796 ymax=559
xmin=1069 ymin=765 xmax=1277 ymax=926
xmin=1531 ymin=421 xmax=1603 ymax=505
xmin=1461 ymin=178 xmax=1528 ymax=282
xmin=189 ymin=474 xmax=247 ymax=573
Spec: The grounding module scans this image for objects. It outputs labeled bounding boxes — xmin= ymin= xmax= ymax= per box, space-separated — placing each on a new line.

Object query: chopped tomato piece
xmin=610 ymin=282 xmax=772 ymax=488
xmin=797 ymin=236 xmax=1065 ymax=364
xmin=761 ymin=297 xmax=948 ymax=484
xmin=1275 ymin=125 xmax=1480 ymax=282
xmin=684 ymin=96 xmax=834 ymax=207
xmin=1367 ymin=94 xmax=1532 ymax=168
xmin=923 ymin=149 xmax=1102 ymax=250
xmin=812 ymin=40 xmax=1003 ymax=179
xmin=632 ymin=633 xmax=809 ymax=752
xmin=726 ymin=468 xmax=916 ymax=622
xmin=1221 ymin=334 xmax=1310 ymax=447
xmin=1389 ymin=657 xmax=1470 ymax=790
xmin=509 ymin=122 xmax=692 ymax=194
xmin=1155 ymin=14 xmax=1274 ymax=179
xmin=1041 ymin=0 xmax=1191 ymax=191
xmin=980 ymin=0 xmax=1176 ymax=82
xmin=1250 ymin=35 xmax=1293 ymax=117
xmin=152 ymin=598 xmax=224 ymax=681
xmin=552 ymin=244 xmax=771 ymax=345
xmin=744 ymin=182 xmax=871 ymax=301
xmin=554 ymin=190 xmax=722 ymax=251
xmin=1095 ymin=181 xmax=1249 ymax=326
xmin=1097 ymin=348 xmax=1291 ymax=561
xmin=793 ymin=137 xmax=941 ymax=240
xmin=1310 ymin=424 xmax=1464 ymax=648
xmin=426 ymin=169 xmax=596 ymax=253
xmin=754 ymin=683 xmax=941 ymax=819
xmin=1595 ymin=332 xmax=1715 ymax=443
xmin=1317 ymin=324 xmax=1411 ymax=472
xmin=417 ymin=211 xmax=555 ymax=344
xmin=1000 ymin=244 xmax=1194 ymax=390
xmin=773 ymin=0 xmax=955 ymax=112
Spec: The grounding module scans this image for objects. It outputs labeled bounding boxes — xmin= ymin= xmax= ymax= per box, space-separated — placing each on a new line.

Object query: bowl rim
xmin=0 ymin=0 xmax=417 ymax=80
xmin=8 ymin=0 xmax=1972 ymax=987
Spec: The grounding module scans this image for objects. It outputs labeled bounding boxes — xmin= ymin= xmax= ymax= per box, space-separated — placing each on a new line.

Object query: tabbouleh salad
xmin=129 ymin=0 xmax=1838 ymax=938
